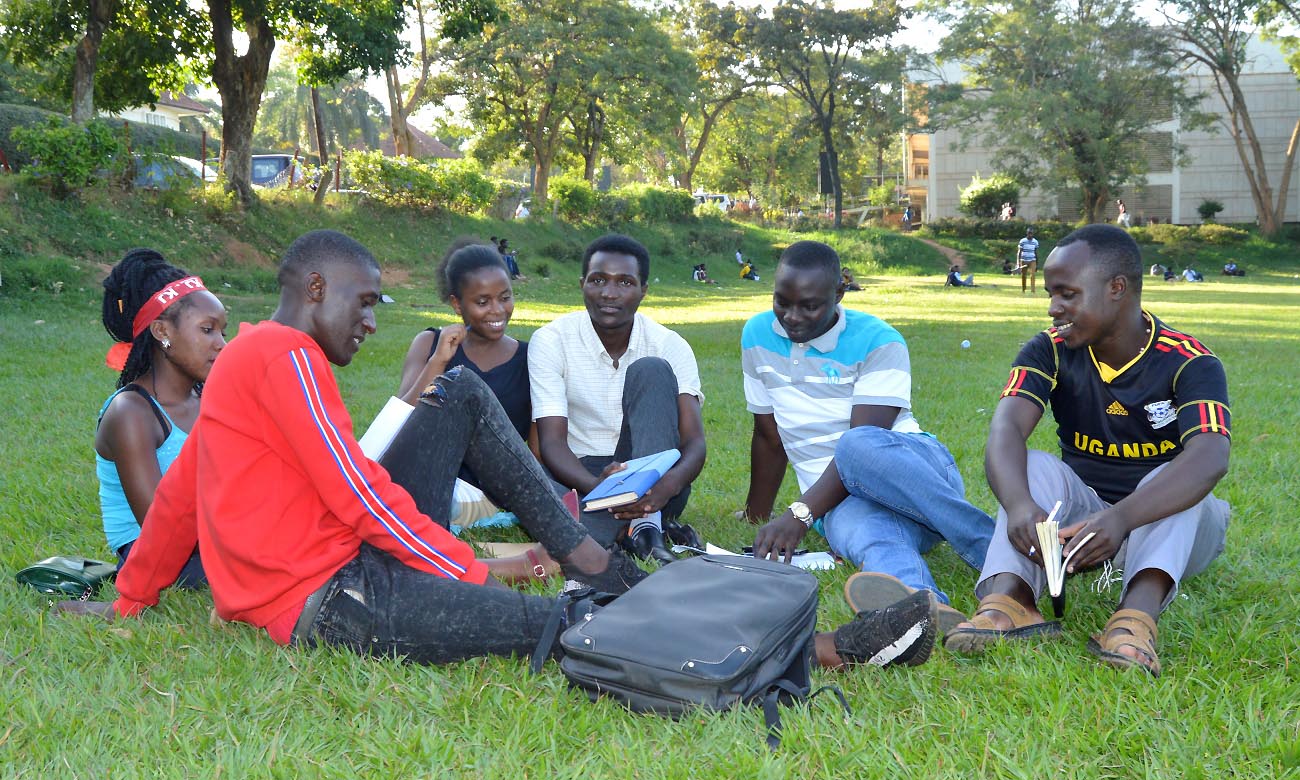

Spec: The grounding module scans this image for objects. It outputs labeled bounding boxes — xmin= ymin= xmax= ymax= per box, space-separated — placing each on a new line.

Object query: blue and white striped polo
xmin=741 ymin=307 xmax=925 ymax=493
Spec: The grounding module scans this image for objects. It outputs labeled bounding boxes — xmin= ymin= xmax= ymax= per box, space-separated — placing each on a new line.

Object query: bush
xmin=924 ymin=217 xmax=1071 ymax=243
xmin=867 ymin=183 xmax=895 ymax=208
xmin=12 ymin=116 xmax=126 ymax=196
xmin=593 ymin=193 xmax=631 ymax=227
xmin=958 ymin=173 xmax=1020 ymax=219
xmin=539 ymin=238 xmax=585 ymax=263
xmin=1197 ymin=199 xmax=1225 ymax=222
xmin=1146 ymin=223 xmax=1195 ymax=244
xmin=343 ymin=150 xmax=494 ymax=213
xmin=613 ymin=183 xmax=696 ymax=223
xmin=1197 ymin=223 xmax=1249 ymax=244
xmin=550 ymin=175 xmax=597 ymax=221
xmin=0 ymin=103 xmax=61 ymax=171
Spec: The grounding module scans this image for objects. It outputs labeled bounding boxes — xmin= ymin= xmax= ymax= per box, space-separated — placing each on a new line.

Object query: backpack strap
xmin=530 ymin=588 xmax=618 ymax=675
xmin=530 ymin=592 xmax=573 ymax=675
xmin=761 ymin=681 xmax=852 ymax=751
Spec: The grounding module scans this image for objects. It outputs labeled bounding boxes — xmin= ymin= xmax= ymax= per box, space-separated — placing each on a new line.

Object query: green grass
xmin=2 ymin=185 xmax=1300 ymax=777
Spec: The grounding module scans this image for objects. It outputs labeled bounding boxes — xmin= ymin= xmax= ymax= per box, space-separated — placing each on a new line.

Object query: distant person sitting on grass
xmin=497 ymin=238 xmax=526 ymax=281
xmin=946 ymin=265 xmax=976 ymax=287
xmin=691 ymin=263 xmax=718 ymax=284
xmin=740 ymin=260 xmax=761 ymax=281
xmin=945 ymin=225 xmax=1231 ymax=678
xmin=63 ymin=230 xmax=947 ymax=673
xmin=745 ymin=241 xmax=994 ymax=638
xmin=1183 ymin=267 xmax=1204 ymax=283
xmin=96 ymin=249 xmax=228 ymax=589
xmin=1222 ymin=262 xmax=1245 ymax=277
xmin=841 ymin=268 xmax=863 ymax=291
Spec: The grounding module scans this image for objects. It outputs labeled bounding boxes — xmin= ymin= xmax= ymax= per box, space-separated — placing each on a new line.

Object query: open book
xmin=582 ymin=449 xmax=680 ymax=512
xmin=1035 ymin=501 xmax=1096 ymax=617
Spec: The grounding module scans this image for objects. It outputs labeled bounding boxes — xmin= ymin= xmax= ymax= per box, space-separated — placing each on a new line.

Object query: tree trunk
xmin=71 ymin=0 xmax=118 ymax=123
xmin=208 ymin=0 xmax=275 ymax=205
xmin=821 ymin=121 xmax=842 ymax=229
xmin=1081 ymin=187 xmax=1108 ymax=224
xmin=581 ymin=101 xmax=605 ymax=184
xmin=311 ymin=87 xmax=331 ymax=205
xmin=385 ymin=66 xmax=413 ymax=156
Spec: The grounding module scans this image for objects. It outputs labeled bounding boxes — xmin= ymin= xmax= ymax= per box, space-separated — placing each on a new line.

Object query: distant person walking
xmin=1016 ymin=227 xmax=1040 ymax=293
xmin=1116 ymin=199 xmax=1132 ymax=228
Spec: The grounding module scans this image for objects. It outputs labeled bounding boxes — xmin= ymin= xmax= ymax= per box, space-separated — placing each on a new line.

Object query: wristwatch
xmin=788 ymin=501 xmax=813 ymax=528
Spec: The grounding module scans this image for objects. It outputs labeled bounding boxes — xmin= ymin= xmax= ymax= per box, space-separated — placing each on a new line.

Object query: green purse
xmin=15 ymin=556 xmax=118 ymax=601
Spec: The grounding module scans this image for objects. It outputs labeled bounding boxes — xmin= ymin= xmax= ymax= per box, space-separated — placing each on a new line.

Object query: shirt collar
xmin=581 ymin=311 xmax=642 ymax=360
xmin=771 ymin=305 xmax=847 ymax=352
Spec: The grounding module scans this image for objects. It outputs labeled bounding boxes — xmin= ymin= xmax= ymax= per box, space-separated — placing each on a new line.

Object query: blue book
xmin=582 ymin=449 xmax=681 ymax=512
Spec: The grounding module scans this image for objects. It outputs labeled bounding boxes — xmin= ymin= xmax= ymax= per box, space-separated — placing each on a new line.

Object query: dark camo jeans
xmin=292 ymin=367 xmax=589 ymax=665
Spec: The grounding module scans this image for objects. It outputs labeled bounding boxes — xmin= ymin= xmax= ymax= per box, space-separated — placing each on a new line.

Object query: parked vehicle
xmin=133 ymin=155 xmax=216 ymax=189
xmin=251 ymin=154 xmax=307 ymax=187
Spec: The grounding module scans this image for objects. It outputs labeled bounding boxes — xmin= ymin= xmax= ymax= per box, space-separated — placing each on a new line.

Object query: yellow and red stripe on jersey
xmin=1180 ymin=400 xmax=1231 ymax=440
xmin=1154 ymin=328 xmax=1214 ymax=360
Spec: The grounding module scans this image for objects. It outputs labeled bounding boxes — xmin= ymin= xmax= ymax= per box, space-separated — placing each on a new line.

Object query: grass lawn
xmin=1 ymin=191 xmax=1299 ymax=777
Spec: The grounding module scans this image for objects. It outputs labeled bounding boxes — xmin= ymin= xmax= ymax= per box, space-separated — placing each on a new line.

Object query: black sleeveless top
xmin=426 ymin=328 xmax=531 ymax=440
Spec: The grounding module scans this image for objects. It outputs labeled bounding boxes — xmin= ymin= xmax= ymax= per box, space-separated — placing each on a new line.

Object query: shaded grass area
xmin=2 ymin=196 xmax=1300 ymax=776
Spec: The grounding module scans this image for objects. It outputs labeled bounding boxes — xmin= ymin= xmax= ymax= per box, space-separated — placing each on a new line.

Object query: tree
xmin=1162 ymin=0 xmax=1299 ymax=236
xmin=559 ymin=3 xmax=690 ymax=184
xmin=200 ymin=0 xmax=405 ymax=204
xmin=0 ymin=0 xmax=200 ymax=122
xmin=385 ymin=0 xmax=501 ymax=158
xmin=664 ymin=0 xmax=771 ymax=193
xmin=694 ymin=90 xmax=820 ymax=207
xmin=254 ymin=58 xmax=386 ymax=156
xmin=745 ymin=0 xmax=907 ymax=227
xmin=444 ymin=0 xmax=680 ymax=202
xmin=928 ymin=0 xmax=1204 ymax=224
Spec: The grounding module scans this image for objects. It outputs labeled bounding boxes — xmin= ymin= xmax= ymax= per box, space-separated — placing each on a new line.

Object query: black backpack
xmin=535 ymin=554 xmax=847 ymax=748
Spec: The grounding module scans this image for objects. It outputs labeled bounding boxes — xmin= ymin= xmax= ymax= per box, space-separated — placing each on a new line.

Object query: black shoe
xmin=562 ymin=546 xmax=648 ymax=596
xmin=833 ymin=589 xmax=938 ymax=668
xmin=625 ymin=525 xmax=677 ymax=566
xmin=662 ymin=518 xmax=702 ymax=550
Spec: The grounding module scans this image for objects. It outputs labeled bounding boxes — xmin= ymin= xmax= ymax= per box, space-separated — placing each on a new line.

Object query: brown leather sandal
xmin=943 ymin=592 xmax=1063 ymax=654
xmin=1087 ymin=608 xmax=1161 ymax=678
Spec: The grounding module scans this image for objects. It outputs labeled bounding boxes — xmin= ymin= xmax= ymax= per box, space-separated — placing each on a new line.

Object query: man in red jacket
xmin=65 ymin=230 xmax=941 ymax=671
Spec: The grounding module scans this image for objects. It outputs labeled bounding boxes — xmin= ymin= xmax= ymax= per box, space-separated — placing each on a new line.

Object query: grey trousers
xmin=977 ymin=450 xmax=1229 ymax=611
xmin=578 ymin=357 xmax=691 ymax=544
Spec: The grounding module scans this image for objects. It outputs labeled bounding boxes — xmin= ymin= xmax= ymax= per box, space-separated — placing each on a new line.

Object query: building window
xmin=145 ymin=114 xmax=167 ymax=127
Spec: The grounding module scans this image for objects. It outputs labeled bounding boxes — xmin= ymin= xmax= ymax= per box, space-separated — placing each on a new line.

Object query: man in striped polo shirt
xmin=747 ymin=241 xmax=994 ymax=634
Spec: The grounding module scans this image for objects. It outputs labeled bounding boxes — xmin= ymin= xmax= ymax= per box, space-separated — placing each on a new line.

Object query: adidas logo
xmin=1106 ymin=401 xmax=1129 ymax=416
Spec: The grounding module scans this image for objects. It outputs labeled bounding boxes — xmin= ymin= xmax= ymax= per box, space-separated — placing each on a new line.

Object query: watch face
xmin=790 ymin=502 xmax=811 ymax=522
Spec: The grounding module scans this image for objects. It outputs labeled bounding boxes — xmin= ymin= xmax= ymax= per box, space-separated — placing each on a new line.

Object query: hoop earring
xmin=161 ymin=338 xmax=171 ymax=349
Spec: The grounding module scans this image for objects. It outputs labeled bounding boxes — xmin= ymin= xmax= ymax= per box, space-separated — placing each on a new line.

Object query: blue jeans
xmin=822 ymin=426 xmax=994 ymax=605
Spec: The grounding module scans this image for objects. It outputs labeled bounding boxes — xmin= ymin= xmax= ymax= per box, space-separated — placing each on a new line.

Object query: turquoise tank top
xmin=96 ymin=386 xmax=187 ymax=552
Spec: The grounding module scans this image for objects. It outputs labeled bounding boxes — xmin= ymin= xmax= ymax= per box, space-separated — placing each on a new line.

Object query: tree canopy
xmin=928 ymin=0 xmax=1205 ymax=223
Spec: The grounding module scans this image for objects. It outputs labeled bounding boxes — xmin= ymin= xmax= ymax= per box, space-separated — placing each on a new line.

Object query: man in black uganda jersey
xmin=945 ymin=225 xmax=1231 ymax=677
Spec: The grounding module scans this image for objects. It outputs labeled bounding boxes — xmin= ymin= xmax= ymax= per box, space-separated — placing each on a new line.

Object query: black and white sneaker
xmin=833 ymin=589 xmax=938 ymax=668
xmin=562 ymin=546 xmax=648 ymax=596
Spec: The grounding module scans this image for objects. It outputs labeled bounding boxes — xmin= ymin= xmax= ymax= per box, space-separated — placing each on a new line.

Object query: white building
xmin=905 ymin=37 xmax=1300 ymax=225
xmin=113 ymin=91 xmax=209 ymax=132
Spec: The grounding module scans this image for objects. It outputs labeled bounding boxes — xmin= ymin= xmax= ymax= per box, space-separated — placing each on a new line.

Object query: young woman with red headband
xmin=97 ymin=249 xmax=227 ymax=586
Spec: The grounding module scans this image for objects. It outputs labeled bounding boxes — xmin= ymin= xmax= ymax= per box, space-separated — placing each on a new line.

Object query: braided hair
xmin=101 ymin=248 xmax=194 ymax=390
xmin=435 ymin=238 xmax=509 ymax=304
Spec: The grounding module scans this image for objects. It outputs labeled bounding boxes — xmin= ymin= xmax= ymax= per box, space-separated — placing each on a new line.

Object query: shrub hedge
xmin=924 ymin=218 xmax=1072 ymax=243
xmin=958 ymin=173 xmax=1020 ymax=219
xmin=344 ymin=150 xmax=495 ymax=213
xmin=0 ymin=103 xmax=215 ymax=173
